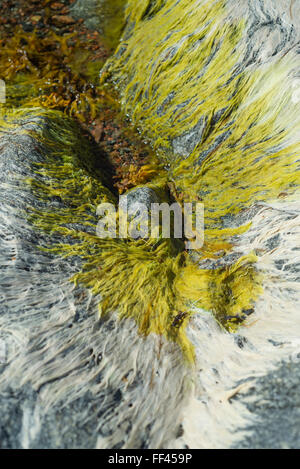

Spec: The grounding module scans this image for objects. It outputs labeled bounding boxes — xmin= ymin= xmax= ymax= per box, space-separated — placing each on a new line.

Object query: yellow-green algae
xmin=107 ymin=0 xmax=245 ymax=152
xmin=107 ymin=0 xmax=300 ymax=246
xmin=109 ymin=0 xmax=299 ymax=218
xmin=103 ymin=0 xmax=300 ymax=353
xmin=0 ymin=103 xmax=263 ymax=362
xmin=2 ymin=0 xmax=287 ymax=361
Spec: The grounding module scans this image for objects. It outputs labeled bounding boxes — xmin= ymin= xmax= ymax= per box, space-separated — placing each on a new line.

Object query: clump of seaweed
xmin=0 ymin=0 xmax=268 ymax=362
xmin=0 ymin=26 xmax=110 ymax=124
xmin=107 ymin=0 xmax=300 ymax=241
xmin=2 ymin=106 xmax=260 ymax=362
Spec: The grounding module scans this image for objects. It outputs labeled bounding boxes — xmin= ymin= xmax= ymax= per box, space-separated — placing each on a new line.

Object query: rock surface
xmin=1 ymin=0 xmax=300 ymax=450
xmin=105 ymin=0 xmax=300 ymax=449
xmin=120 ymin=187 xmax=160 ymax=215
xmin=0 ymin=111 xmax=189 ymax=449
xmin=233 ymin=359 xmax=300 ymax=449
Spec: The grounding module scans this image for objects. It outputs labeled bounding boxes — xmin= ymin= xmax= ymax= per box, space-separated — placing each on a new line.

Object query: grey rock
xmin=119 ymin=186 xmax=160 ymax=215
xmin=70 ymin=0 xmax=102 ymax=31
xmin=119 ymin=187 xmax=160 ymax=239
xmin=0 ymin=110 xmax=189 ymax=449
xmin=172 ymin=117 xmax=206 ymax=158
xmin=70 ymin=0 xmax=124 ymax=49
xmin=0 ymin=112 xmax=110 ymax=448
xmin=234 ymin=360 xmax=300 ymax=449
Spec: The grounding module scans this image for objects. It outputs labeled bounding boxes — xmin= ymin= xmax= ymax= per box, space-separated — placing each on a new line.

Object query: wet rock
xmin=0 ymin=386 xmax=101 ymax=449
xmin=234 ymin=360 xmax=300 ymax=449
xmin=119 ymin=186 xmax=160 ymax=216
xmin=0 ymin=111 xmax=106 ymax=448
xmin=70 ymin=0 xmax=102 ymax=30
xmin=0 ymin=110 xmax=187 ymax=449
xmin=119 ymin=186 xmax=185 ymax=253
xmin=119 ymin=187 xmax=163 ymax=240
xmin=70 ymin=0 xmax=125 ymax=49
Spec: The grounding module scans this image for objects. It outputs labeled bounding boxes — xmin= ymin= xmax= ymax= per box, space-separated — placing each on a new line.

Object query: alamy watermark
xmin=96 ymin=200 xmax=204 ymax=250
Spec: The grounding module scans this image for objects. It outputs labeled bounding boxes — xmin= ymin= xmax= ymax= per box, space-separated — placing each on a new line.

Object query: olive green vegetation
xmin=0 ymin=26 xmax=112 ymax=124
xmin=97 ymin=0 xmax=127 ymax=50
xmin=108 ymin=0 xmax=300 ymax=244
xmin=0 ymin=105 xmax=262 ymax=362
xmin=4 ymin=0 xmax=293 ymax=361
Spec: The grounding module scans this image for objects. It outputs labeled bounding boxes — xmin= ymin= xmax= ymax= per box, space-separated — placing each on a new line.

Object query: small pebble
xmin=51 ymin=15 xmax=76 ymax=26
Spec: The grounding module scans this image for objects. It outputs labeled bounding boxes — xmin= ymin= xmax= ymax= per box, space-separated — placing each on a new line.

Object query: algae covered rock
xmin=1 ymin=0 xmax=300 ymax=450
xmin=102 ymin=0 xmax=300 ymax=448
xmin=0 ymin=109 xmax=190 ymax=449
xmin=107 ymin=0 xmax=300 ymax=234
xmin=0 ymin=109 xmax=112 ymax=447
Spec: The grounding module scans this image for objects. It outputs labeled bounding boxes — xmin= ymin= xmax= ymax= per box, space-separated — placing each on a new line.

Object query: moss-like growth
xmin=0 ymin=1 xmax=276 ymax=361
xmin=0 ymin=26 xmax=111 ymax=124
xmin=107 ymin=0 xmax=300 ymax=245
xmin=0 ymin=106 xmax=263 ymax=362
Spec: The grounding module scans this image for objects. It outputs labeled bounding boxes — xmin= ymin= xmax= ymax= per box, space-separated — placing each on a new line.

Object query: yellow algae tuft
xmin=172 ymin=57 xmax=300 ymax=239
xmin=108 ymin=0 xmax=244 ymax=153
xmin=176 ymin=253 xmax=263 ymax=333
xmin=0 ymin=104 xmax=261 ymax=362
xmin=107 ymin=0 xmax=300 ymax=240
xmin=5 ymin=0 xmax=297 ymax=361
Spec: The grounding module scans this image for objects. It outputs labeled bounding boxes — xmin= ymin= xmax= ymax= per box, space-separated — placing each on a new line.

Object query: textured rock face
xmin=104 ymin=0 xmax=300 ymax=448
xmin=0 ymin=110 xmax=190 ymax=449
xmin=70 ymin=0 xmax=103 ymax=30
xmin=0 ymin=112 xmax=105 ymax=448
xmin=1 ymin=0 xmax=300 ymax=450
xmin=233 ymin=359 xmax=300 ymax=449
